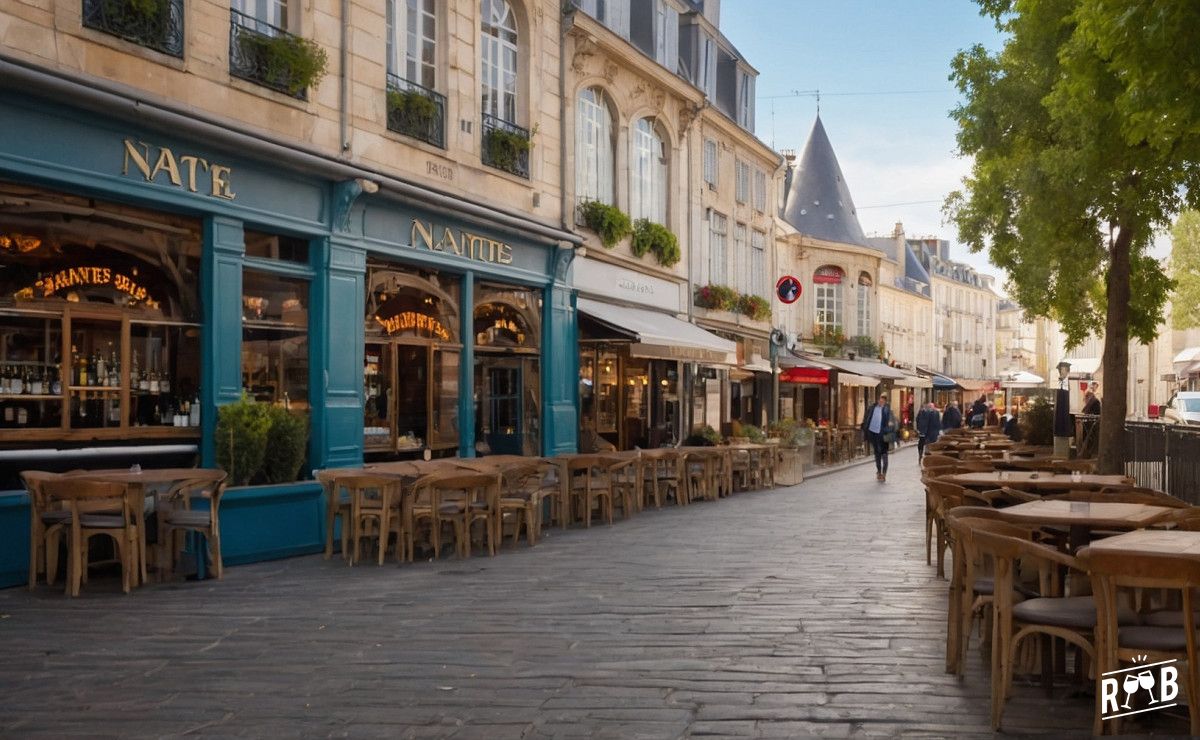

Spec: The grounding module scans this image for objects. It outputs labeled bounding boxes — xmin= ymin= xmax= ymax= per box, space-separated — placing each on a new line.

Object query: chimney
xmin=892 ymin=221 xmax=903 ymax=238
xmin=781 ymin=148 xmax=796 ymax=196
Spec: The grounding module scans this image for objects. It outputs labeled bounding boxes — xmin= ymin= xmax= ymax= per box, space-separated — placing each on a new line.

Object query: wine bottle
xmin=11 ymin=366 xmax=23 ymax=395
xmin=30 ymin=366 xmax=42 ymax=395
xmin=50 ymin=366 xmax=61 ymax=395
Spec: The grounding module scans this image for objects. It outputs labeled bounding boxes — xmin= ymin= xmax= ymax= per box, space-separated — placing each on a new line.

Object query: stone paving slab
xmin=0 ymin=447 xmax=1188 ymax=737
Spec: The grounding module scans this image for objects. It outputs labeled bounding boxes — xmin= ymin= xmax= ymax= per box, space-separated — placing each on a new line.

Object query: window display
xmin=0 ymin=182 xmax=201 ymax=440
xmin=242 ymin=270 xmax=309 ymax=410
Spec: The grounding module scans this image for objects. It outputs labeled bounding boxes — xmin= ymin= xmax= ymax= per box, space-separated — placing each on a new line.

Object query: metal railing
xmin=1119 ymin=420 xmax=1200 ymax=504
xmin=480 ymin=113 xmax=530 ymax=179
xmin=385 ymin=74 xmax=446 ymax=149
xmin=228 ymin=9 xmax=307 ymax=99
xmin=82 ymin=0 xmax=184 ymax=57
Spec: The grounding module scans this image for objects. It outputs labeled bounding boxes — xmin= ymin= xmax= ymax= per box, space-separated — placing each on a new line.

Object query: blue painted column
xmin=542 ymin=248 xmax=579 ymax=456
xmin=201 ymin=216 xmax=244 ymax=467
xmin=310 ymin=237 xmax=366 ymax=469
xmin=459 ymin=271 xmax=476 ymax=458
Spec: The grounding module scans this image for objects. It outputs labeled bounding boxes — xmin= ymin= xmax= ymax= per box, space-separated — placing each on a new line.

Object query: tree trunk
xmin=1097 ymin=222 xmax=1134 ymax=475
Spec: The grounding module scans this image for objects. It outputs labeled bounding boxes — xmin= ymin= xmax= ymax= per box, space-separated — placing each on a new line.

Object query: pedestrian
xmin=969 ymin=395 xmax=988 ymax=428
xmin=915 ymin=401 xmax=942 ymax=458
xmin=861 ymin=393 xmax=896 ymax=482
xmin=942 ymin=400 xmax=962 ymax=430
xmin=986 ymin=402 xmax=1000 ymax=427
xmin=1082 ymin=390 xmax=1102 ymax=415
xmin=1003 ymin=403 xmax=1021 ymax=440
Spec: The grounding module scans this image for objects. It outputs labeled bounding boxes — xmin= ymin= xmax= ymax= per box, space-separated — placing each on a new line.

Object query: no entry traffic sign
xmin=776 ymin=275 xmax=801 ymax=304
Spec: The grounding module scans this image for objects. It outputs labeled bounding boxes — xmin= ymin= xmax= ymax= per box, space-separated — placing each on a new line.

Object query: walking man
xmin=861 ymin=393 xmax=896 ymax=481
xmin=916 ymin=401 xmax=942 ymax=458
xmin=942 ymin=400 xmax=962 ymax=430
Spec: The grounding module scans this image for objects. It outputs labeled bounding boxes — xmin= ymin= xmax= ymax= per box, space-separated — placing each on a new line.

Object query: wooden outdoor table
xmin=63 ymin=467 xmax=221 ymax=585
xmin=996 ymin=499 xmax=1177 ymax=592
xmin=1083 ymin=529 xmax=1200 ymax=558
xmin=943 ymin=471 xmax=1132 ymax=492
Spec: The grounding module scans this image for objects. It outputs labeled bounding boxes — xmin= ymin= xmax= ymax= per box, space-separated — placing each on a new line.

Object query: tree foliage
xmin=1171 ymin=211 xmax=1200 ymax=330
xmin=945 ymin=0 xmax=1200 ymax=472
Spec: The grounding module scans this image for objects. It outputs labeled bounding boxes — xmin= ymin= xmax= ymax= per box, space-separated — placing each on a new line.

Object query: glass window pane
xmin=0 ymin=314 xmax=62 ymax=430
xmin=241 ymin=271 xmax=309 ymax=410
xmin=432 ymin=350 xmax=459 ymax=447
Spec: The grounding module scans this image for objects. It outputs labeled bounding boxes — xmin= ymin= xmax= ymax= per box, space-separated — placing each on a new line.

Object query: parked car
xmin=1162 ymin=391 xmax=1200 ymax=426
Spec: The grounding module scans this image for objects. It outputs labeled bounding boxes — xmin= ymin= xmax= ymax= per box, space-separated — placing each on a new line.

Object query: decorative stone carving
xmin=602 ymin=60 xmax=618 ymax=83
xmin=571 ymin=35 xmax=599 ymax=76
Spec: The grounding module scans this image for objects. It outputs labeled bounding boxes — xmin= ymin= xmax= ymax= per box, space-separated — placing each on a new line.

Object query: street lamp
xmin=1054 ymin=360 xmax=1072 ymax=458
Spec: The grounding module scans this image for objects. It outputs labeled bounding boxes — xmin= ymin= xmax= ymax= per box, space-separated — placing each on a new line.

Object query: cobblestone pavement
xmin=0 ymin=448 xmax=1185 ymax=737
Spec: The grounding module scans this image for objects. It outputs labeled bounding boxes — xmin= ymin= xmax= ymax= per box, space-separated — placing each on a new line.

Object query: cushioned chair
xmin=156 ymin=470 xmax=229 ymax=577
xmin=21 ymin=470 xmax=71 ymax=590
xmin=44 ymin=478 xmax=139 ymax=597
xmin=1080 ymin=546 xmax=1200 ymax=736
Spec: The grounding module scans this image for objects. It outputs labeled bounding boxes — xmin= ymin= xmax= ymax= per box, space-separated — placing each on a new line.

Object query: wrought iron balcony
xmin=385 ymin=75 xmax=446 ymax=149
xmin=82 ymin=0 xmax=184 ymax=58
xmin=480 ymin=113 xmax=530 ymax=179
xmin=228 ymin=10 xmax=310 ymax=99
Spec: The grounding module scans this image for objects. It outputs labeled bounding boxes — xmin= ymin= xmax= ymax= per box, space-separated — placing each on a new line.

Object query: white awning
xmin=1001 ymin=370 xmax=1045 ymax=387
xmin=1061 ymin=357 xmax=1100 ymax=378
xmin=837 ymin=373 xmax=880 ymax=387
xmin=821 ymin=357 xmax=909 ymax=380
xmin=1174 ymin=347 xmax=1200 ymax=364
xmin=577 ymin=298 xmax=737 ymax=365
xmin=894 ymin=373 xmax=933 ymax=389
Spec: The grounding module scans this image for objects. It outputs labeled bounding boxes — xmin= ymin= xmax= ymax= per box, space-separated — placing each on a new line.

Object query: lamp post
xmin=1054 ymin=360 xmax=1072 ymax=458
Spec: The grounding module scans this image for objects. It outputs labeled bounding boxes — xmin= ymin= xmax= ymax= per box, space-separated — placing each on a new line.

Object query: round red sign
xmin=776 ymin=275 xmax=802 ymax=304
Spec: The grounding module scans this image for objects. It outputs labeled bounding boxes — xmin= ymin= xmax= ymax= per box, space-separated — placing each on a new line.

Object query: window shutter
xmin=608 ymin=0 xmax=630 ymax=39
xmin=663 ymin=6 xmax=679 ymax=69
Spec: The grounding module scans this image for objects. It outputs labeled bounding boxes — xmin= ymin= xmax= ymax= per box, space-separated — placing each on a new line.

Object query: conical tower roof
xmin=783 ymin=116 xmax=873 ymax=249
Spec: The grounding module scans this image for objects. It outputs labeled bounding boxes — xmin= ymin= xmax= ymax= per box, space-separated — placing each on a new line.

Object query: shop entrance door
xmin=485 ymin=363 xmax=521 ymax=455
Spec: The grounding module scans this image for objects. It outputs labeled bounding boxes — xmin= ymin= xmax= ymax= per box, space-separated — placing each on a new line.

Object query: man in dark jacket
xmin=942 ymin=401 xmax=962 ymax=430
xmin=861 ymin=393 xmax=896 ymax=481
xmin=969 ymin=395 xmax=989 ymax=428
xmin=915 ymin=401 xmax=942 ymax=458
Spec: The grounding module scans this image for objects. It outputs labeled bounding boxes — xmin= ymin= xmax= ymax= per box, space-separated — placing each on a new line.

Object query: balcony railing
xmin=480 ymin=113 xmax=530 ymax=179
xmin=385 ymin=75 xmax=446 ymax=149
xmin=228 ymin=9 xmax=308 ymax=99
xmin=82 ymin=0 xmax=184 ymax=57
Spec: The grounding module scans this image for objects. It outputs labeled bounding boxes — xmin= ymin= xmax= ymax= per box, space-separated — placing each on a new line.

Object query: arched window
xmin=480 ymin=0 xmax=519 ymax=123
xmin=575 ymin=88 xmax=614 ymax=205
xmin=856 ymin=272 xmax=872 ymax=337
xmin=630 ymin=118 xmax=667 ymax=224
xmin=813 ymin=265 xmax=844 ymax=333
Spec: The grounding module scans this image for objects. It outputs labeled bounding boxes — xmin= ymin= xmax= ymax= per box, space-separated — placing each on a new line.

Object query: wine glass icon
xmin=1122 ymin=673 xmax=1141 ymax=709
xmin=1139 ymin=669 xmax=1158 ymax=703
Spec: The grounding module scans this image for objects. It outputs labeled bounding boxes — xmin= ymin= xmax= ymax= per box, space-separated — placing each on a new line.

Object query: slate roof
xmin=783 ymin=116 xmax=874 ymax=250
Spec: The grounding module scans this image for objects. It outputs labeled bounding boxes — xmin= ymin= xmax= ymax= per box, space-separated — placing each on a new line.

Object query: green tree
xmin=946 ymin=0 xmax=1199 ymax=474
xmin=1171 ymin=211 xmax=1200 ymax=330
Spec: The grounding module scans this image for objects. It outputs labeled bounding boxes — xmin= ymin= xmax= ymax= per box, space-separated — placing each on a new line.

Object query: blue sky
xmin=720 ymin=0 xmax=1005 ymax=279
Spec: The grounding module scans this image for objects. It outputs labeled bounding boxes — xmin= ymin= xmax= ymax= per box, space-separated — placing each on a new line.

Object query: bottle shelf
xmin=0 ymin=393 xmax=62 ymax=401
xmin=68 ymin=385 xmax=121 ymax=393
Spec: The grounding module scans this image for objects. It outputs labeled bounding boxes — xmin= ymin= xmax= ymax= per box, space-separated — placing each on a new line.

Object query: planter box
xmin=775 ymin=444 xmax=814 ymax=486
xmin=219 ymin=481 xmax=324 ymax=565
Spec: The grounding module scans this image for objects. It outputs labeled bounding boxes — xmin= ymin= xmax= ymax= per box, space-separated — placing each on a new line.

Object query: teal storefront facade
xmin=0 ymin=86 xmax=578 ymax=587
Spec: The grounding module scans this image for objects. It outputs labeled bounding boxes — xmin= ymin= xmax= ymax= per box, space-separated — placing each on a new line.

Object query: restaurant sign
xmin=410 ymin=219 xmax=514 ymax=266
xmin=121 ymin=139 xmax=235 ymax=200
xmin=18 ymin=265 xmax=156 ymax=305
xmin=374 ymin=311 xmax=452 ymax=340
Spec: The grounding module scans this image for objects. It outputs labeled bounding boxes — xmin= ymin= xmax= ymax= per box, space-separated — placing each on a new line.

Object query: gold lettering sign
xmin=24 ymin=265 xmax=157 ymax=307
xmin=374 ymin=311 xmax=451 ymax=340
xmin=409 ymin=218 xmax=514 ymax=266
xmin=122 ymin=139 xmax=235 ymax=200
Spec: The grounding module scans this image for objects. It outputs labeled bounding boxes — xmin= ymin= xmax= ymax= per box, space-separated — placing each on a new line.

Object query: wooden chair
xmin=566 ymin=455 xmax=616 ymax=527
xmin=922 ymin=453 xmax=959 ymax=470
xmin=973 ymin=520 xmax=1137 ymax=731
xmin=924 ymin=477 xmax=966 ymax=578
xmin=338 ymin=474 xmax=403 ymax=565
xmin=156 ymin=470 xmax=229 ymax=578
xmin=317 ymin=469 xmax=352 ymax=561
xmin=44 ymin=478 xmax=139 ymax=596
xmin=411 ymin=472 xmax=500 ymax=558
xmin=945 ymin=508 xmax=1036 ymax=675
xmin=1080 ymin=547 xmax=1200 ymax=735
xmin=21 ymin=470 xmax=71 ymax=590
xmin=684 ymin=450 xmax=718 ymax=503
xmin=606 ymin=457 xmax=640 ymax=519
xmin=498 ymin=460 xmax=559 ymax=546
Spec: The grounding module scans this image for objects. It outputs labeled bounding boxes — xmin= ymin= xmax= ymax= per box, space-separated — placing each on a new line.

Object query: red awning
xmin=781 ymin=367 xmax=829 ymax=385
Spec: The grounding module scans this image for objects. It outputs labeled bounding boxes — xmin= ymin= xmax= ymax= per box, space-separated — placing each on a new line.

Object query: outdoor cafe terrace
xmin=3 ymin=430 xmax=1200 ymax=736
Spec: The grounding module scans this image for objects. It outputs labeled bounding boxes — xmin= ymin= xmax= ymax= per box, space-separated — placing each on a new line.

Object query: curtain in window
xmin=709 ymin=213 xmax=727 ymax=285
xmin=630 ymin=118 xmax=666 ymax=223
xmin=481 ymin=0 xmax=518 ymax=122
xmin=576 ymin=88 xmax=614 ymax=204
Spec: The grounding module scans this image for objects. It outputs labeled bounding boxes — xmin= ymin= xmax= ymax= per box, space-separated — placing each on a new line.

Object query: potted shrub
xmin=482 ymin=123 xmax=533 ymax=176
xmin=684 ymin=424 xmax=721 ymax=447
xmin=386 ymin=87 xmax=439 ymax=136
xmin=236 ymin=30 xmax=329 ymax=97
xmin=739 ymin=294 xmax=771 ymax=321
xmin=768 ymin=418 xmax=815 ymax=485
xmin=261 ymin=405 xmax=309 ymax=484
xmin=215 ymin=394 xmax=310 ymax=486
xmin=630 ymin=219 xmax=681 ymax=267
xmin=578 ymin=200 xmax=632 ymax=248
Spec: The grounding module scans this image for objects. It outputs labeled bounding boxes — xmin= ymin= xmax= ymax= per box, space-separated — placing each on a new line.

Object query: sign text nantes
xmin=409 ymin=219 xmax=514 ymax=266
